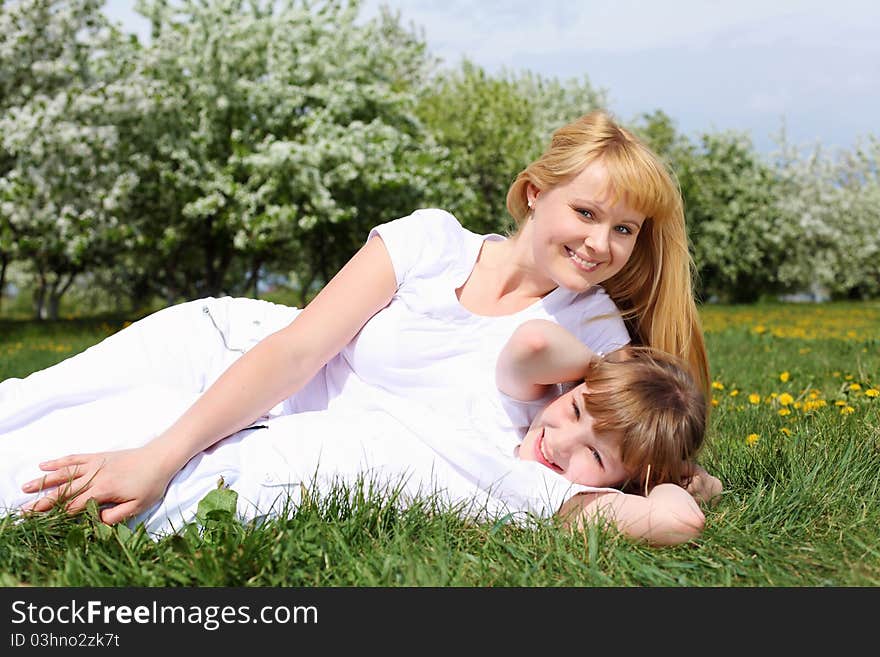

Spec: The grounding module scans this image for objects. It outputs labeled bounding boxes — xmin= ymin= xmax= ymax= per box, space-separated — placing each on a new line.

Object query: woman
xmin=1 ymin=109 xmax=716 ymax=531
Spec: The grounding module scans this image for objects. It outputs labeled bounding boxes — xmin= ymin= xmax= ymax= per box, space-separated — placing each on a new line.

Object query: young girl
xmin=497 ymin=318 xmax=712 ymax=545
xmin=1 ymin=109 xmax=717 ymax=539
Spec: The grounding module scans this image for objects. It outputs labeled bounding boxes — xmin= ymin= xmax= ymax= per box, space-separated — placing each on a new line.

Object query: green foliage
xmin=417 ymin=60 xmax=605 ymax=235
xmin=679 ymin=131 xmax=792 ymax=302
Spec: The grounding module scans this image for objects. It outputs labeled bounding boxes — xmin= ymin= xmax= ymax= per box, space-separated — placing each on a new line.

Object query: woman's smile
xmin=564 ymin=246 xmax=601 ymax=273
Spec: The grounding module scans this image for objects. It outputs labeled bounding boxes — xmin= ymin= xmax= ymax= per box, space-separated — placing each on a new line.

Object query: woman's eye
xmin=614 ymin=225 xmax=632 ymax=235
xmin=577 ymin=208 xmax=594 ymax=220
xmin=571 ymin=399 xmax=580 ymax=419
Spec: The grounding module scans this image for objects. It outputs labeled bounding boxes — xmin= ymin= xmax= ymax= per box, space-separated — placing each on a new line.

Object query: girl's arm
xmin=496 ymin=319 xmax=599 ymax=401
xmin=556 ymin=483 xmax=706 ymax=546
xmin=23 ymin=235 xmax=399 ymax=523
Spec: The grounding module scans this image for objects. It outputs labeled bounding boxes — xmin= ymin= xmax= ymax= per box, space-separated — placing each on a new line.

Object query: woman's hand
xmin=20 ymin=446 xmax=174 ymax=525
xmin=683 ymin=462 xmax=722 ymax=506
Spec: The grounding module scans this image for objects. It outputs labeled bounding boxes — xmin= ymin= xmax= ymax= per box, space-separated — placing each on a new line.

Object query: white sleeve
xmin=366 ymin=208 xmax=462 ymax=288
xmin=569 ymin=287 xmax=631 ymax=356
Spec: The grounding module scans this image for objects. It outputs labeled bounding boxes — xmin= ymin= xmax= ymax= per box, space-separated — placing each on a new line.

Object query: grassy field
xmin=1 ymin=301 xmax=878 ymax=586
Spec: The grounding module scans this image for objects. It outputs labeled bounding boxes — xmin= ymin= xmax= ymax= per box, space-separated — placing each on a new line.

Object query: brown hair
xmin=580 ymin=346 xmax=707 ymax=492
xmin=506 ymin=109 xmax=710 ymax=398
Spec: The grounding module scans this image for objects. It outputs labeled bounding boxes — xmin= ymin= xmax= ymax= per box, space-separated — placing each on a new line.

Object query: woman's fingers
xmin=21 ymin=465 xmax=87 ymax=493
xmin=20 ymin=453 xmax=90 ymax=492
xmin=18 ymin=447 xmax=165 ymax=526
xmin=21 ymin=489 xmax=66 ymax=513
xmin=100 ymin=500 xmax=140 ymax=526
xmin=37 ymin=454 xmax=88 ymax=470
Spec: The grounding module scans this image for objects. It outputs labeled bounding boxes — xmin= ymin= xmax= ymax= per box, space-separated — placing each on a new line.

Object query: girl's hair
xmin=580 ymin=346 xmax=707 ymax=492
xmin=506 ymin=109 xmax=710 ymax=398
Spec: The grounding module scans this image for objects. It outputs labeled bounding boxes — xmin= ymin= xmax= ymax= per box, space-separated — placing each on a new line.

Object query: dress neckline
xmin=451 ymin=231 xmax=564 ymax=319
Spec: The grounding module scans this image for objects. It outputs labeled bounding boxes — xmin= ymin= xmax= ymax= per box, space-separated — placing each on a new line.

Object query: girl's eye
xmin=571 ymin=399 xmax=580 ymax=420
xmin=614 ymin=225 xmax=632 ymax=235
xmin=591 ymin=447 xmax=603 ymax=467
xmin=576 ymin=208 xmax=594 ymax=220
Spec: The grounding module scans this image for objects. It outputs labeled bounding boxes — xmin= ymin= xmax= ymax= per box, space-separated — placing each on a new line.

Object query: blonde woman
xmin=2 ymin=109 xmax=719 ymax=537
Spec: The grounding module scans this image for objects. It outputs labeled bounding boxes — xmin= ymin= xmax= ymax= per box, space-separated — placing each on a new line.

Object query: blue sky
xmin=103 ymin=0 xmax=880 ymax=154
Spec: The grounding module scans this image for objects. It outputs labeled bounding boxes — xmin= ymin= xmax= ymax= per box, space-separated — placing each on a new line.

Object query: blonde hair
xmin=581 ymin=347 xmax=707 ymax=492
xmin=506 ymin=110 xmax=710 ymax=396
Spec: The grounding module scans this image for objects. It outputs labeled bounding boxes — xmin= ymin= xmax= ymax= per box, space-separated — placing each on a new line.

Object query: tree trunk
xmin=46 ymin=293 xmax=61 ymax=320
xmin=0 ymin=254 xmax=7 ymax=313
xmin=45 ymin=272 xmax=78 ymax=320
xmin=246 ymin=260 xmax=262 ymax=299
xmin=32 ymin=279 xmax=46 ymax=321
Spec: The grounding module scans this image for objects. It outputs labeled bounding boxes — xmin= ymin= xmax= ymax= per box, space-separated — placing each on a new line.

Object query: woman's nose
xmin=585 ymin=225 xmax=611 ymax=258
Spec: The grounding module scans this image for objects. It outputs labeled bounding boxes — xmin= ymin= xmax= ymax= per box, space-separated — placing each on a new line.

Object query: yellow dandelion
xmin=753 ymin=325 xmax=767 ymax=334
xmin=778 ymin=393 xmax=794 ymax=406
xmin=711 ymin=398 xmax=720 ymax=407
xmin=833 ymin=372 xmax=841 ymax=378
xmin=808 ymin=391 xmax=820 ymax=400
xmin=779 ymin=371 xmax=790 ymax=382
xmin=866 ymin=389 xmax=879 ymax=398
xmin=746 ymin=433 xmax=760 ymax=445
xmin=778 ymin=408 xmax=791 ymax=416
xmin=780 ymin=428 xmax=792 ymax=436
xmin=730 ymin=389 xmax=739 ymax=397
xmin=794 ymin=401 xmax=802 ymax=410
xmin=712 ymin=381 xmax=725 ymax=390
xmin=748 ymin=393 xmax=761 ymax=405
xmin=849 ymin=383 xmax=862 ymax=392
xmin=840 ymin=406 xmax=855 ymax=415
xmin=834 ymin=400 xmax=847 ymax=407
xmin=845 ymin=374 xmax=854 ymax=381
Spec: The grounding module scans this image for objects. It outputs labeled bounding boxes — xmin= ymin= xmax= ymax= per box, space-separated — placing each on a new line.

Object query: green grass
xmin=1 ymin=302 xmax=879 ymax=586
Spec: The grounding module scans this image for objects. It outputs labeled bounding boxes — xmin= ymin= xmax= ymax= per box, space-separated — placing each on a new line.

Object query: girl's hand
xmin=683 ymin=462 xmax=722 ymax=506
xmin=20 ymin=446 xmax=174 ymax=525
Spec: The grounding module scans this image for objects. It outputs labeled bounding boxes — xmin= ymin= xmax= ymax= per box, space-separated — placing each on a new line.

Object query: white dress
xmin=0 ymin=209 xmax=630 ymax=536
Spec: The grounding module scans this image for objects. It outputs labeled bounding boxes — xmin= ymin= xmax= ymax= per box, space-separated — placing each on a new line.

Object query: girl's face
xmin=516 ymin=383 xmax=631 ymax=488
xmin=527 ymin=160 xmax=645 ymax=294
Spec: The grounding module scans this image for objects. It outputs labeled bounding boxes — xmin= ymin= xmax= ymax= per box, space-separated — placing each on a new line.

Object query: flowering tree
xmin=0 ymin=0 xmax=141 ymax=318
xmin=774 ymin=136 xmax=880 ymax=299
xmin=111 ymin=0 xmax=455 ymax=305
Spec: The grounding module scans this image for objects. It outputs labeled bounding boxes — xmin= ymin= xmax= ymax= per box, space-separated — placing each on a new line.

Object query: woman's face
xmin=527 ymin=159 xmax=645 ymax=294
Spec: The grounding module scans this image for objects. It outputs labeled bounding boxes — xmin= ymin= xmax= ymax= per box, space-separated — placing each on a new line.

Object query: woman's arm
xmin=23 ymin=235 xmax=399 ymax=523
xmin=495 ymin=319 xmax=599 ymax=401
xmin=556 ymin=483 xmax=706 ymax=547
